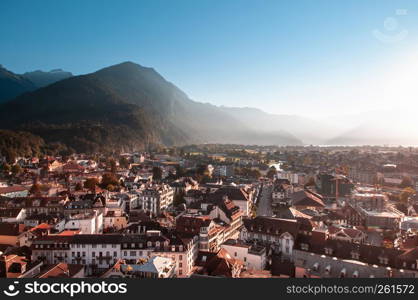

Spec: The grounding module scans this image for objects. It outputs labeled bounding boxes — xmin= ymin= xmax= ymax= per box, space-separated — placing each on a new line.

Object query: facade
xmin=31 ymin=230 xmax=198 ymax=277
xmin=240 ymin=216 xmax=302 ymax=257
xmin=132 ymin=184 xmax=174 ymax=215
xmin=221 ymin=239 xmax=267 ymax=270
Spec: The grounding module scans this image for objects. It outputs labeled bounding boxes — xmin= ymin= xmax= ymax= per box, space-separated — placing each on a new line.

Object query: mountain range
xmin=0 ymin=61 xmax=415 ymax=155
xmin=0 ymin=62 xmax=303 ymax=153
xmin=0 ymin=64 xmax=72 ymax=103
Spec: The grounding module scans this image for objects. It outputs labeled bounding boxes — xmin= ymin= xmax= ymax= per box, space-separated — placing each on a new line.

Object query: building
xmin=240 ymin=216 xmax=304 ymax=257
xmin=132 ymin=184 xmax=174 ymax=215
xmin=31 ymin=230 xmax=199 ymax=277
xmin=64 ymin=211 xmax=103 ymax=234
xmin=122 ymin=256 xmax=176 ymax=278
xmin=0 ymin=186 xmax=29 ymax=198
xmin=221 ymin=239 xmax=267 ymax=270
xmin=0 ymin=208 xmax=27 ymax=223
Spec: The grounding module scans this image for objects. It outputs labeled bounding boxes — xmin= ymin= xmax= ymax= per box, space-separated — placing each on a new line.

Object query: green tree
xmin=305 ymin=177 xmax=316 ymax=187
xmin=119 ymin=157 xmax=130 ymax=169
xmin=108 ymin=159 xmax=117 ymax=173
xmin=29 ymin=183 xmax=41 ymax=195
xmin=75 ymin=182 xmax=83 ymax=191
xmin=84 ymin=178 xmax=100 ymax=191
xmin=100 ymin=173 xmax=120 ymax=190
xmin=1 ymin=163 xmax=11 ymax=173
xmin=152 ymin=166 xmax=163 ymax=181
xmin=266 ymin=166 xmax=277 ymax=179
xmin=400 ymin=176 xmax=414 ymax=188
xmin=399 ymin=187 xmax=415 ymax=204
xmin=11 ymin=164 xmax=22 ymax=176
xmin=173 ymin=191 xmax=186 ymax=207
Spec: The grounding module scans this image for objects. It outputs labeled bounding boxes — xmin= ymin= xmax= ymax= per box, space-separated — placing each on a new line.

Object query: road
xmin=257 ymin=182 xmax=274 ymax=217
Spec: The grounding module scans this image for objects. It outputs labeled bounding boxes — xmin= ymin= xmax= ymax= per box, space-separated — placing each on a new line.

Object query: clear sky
xmin=2 ymin=0 xmax=418 ymax=117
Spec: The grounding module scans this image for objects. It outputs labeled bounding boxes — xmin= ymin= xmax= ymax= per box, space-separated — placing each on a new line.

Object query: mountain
xmin=0 ymin=65 xmax=73 ymax=104
xmin=219 ymin=106 xmax=342 ymax=145
xmin=0 ymin=65 xmax=36 ymax=104
xmin=325 ymin=110 xmax=418 ymax=146
xmin=0 ymin=62 xmax=302 ymax=153
xmin=22 ymin=69 xmax=73 ymax=88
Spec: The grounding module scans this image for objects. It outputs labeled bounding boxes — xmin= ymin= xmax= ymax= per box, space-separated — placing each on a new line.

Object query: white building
xmin=221 ymin=239 xmax=267 ymax=270
xmin=64 ymin=211 xmax=103 ymax=234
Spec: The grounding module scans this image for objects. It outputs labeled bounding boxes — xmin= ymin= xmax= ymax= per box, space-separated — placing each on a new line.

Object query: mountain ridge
xmin=0 ymin=61 xmax=302 ymax=153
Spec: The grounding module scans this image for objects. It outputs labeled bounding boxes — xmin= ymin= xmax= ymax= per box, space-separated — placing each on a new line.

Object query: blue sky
xmin=2 ymin=0 xmax=418 ymax=117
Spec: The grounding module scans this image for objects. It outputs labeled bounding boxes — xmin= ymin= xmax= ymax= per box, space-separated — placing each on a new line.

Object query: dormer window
xmin=378 ymin=257 xmax=389 ymax=265
xmin=324 ymin=248 xmax=333 ymax=255
xmin=351 ymin=251 xmax=360 ymax=260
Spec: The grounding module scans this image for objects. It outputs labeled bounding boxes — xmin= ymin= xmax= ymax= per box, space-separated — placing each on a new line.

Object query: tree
xmin=399 ymin=187 xmax=415 ymax=204
xmin=108 ymin=159 xmax=117 ymax=173
xmin=266 ymin=166 xmax=277 ymax=179
xmin=29 ymin=183 xmax=41 ymax=195
xmin=84 ymin=178 xmax=100 ymax=191
xmin=400 ymin=176 xmax=414 ymax=188
xmin=75 ymin=182 xmax=83 ymax=191
xmin=11 ymin=164 xmax=22 ymax=176
xmin=152 ymin=166 xmax=163 ymax=181
xmin=100 ymin=173 xmax=120 ymax=190
xmin=119 ymin=157 xmax=130 ymax=169
xmin=1 ymin=163 xmax=11 ymax=174
xmin=173 ymin=191 xmax=186 ymax=207
xmin=305 ymin=176 xmax=316 ymax=187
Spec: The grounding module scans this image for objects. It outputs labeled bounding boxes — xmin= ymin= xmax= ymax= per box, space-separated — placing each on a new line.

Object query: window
xmin=92 ymin=252 xmax=96 ymax=257
xmin=102 ymin=244 xmax=107 ymax=248
xmin=179 ymin=263 xmax=182 ymax=268
xmin=244 ymin=257 xmax=247 ymax=262
xmin=130 ymin=251 xmax=136 ymax=256
xmin=92 ymin=244 xmax=97 ymax=248
xmin=351 ymin=251 xmax=360 ymax=260
xmin=113 ymin=251 xmax=117 ymax=257
xmin=112 ymin=244 xmax=117 ymax=248
xmin=234 ymin=252 xmax=237 ymax=257
xmin=124 ymin=251 xmax=127 ymax=256
xmin=179 ymin=255 xmax=183 ymax=260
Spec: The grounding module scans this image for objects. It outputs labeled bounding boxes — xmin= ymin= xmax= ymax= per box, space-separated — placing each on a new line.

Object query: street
xmin=257 ymin=182 xmax=274 ymax=217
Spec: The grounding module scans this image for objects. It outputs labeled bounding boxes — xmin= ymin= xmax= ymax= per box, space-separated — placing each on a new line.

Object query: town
xmin=1 ymin=144 xmax=418 ymax=278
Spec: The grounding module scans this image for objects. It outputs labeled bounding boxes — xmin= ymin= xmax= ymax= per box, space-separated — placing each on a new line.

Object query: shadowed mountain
xmin=22 ymin=69 xmax=73 ymax=88
xmin=0 ymin=62 xmax=302 ymax=153
xmin=0 ymin=65 xmax=36 ymax=104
